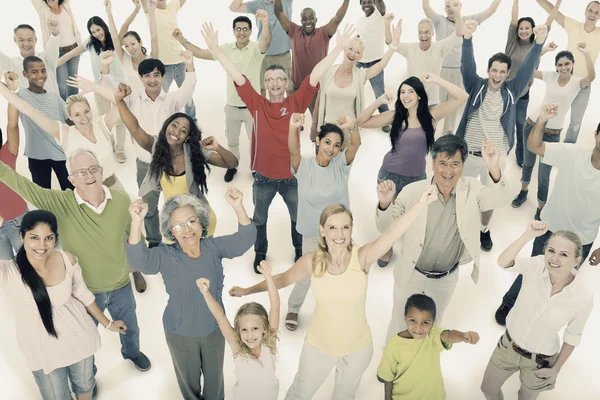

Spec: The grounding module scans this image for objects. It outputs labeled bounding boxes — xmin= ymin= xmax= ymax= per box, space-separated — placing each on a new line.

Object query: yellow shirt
xmin=160 ymin=172 xmax=217 ymax=237
xmin=306 ymin=246 xmax=371 ymax=356
xmin=564 ymin=17 xmax=600 ymax=77
xmin=216 ymin=41 xmax=265 ymax=107
xmin=151 ymin=1 xmax=182 ymax=65
xmin=377 ymin=325 xmax=452 ymax=400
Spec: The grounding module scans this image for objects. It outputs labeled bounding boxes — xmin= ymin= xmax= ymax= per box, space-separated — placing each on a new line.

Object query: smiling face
xmin=319 ymin=212 xmax=353 ymax=249
xmin=444 ymin=0 xmax=461 ymax=18
xmin=140 ymin=67 xmax=164 ymax=97
xmin=343 ymin=39 xmax=364 ymax=65
xmin=518 ymin=20 xmax=533 ymax=41
xmin=237 ymin=314 xmax=267 ymax=350
xmin=68 ymin=101 xmax=93 ymax=129
xmin=399 ymin=83 xmax=420 ymax=111
xmin=14 ymin=28 xmax=37 ymax=57
xmin=301 ymin=8 xmax=317 ymax=34
xmin=264 ymin=68 xmax=289 ymax=98
xmin=169 ymin=206 xmax=203 ymax=246
xmin=544 ymin=236 xmax=581 ymax=273
xmin=487 ymin=61 xmax=510 ymax=91
xmin=233 ymin=21 xmax=251 ymax=46
xmin=432 ymin=150 xmax=463 ymax=191
xmin=404 ymin=307 xmax=434 ymax=339
xmin=418 ymin=22 xmax=434 ymax=48
xmin=21 ymin=223 xmax=56 ymax=262
xmin=90 ymin=24 xmax=105 ymax=43
xmin=316 ymin=132 xmax=343 ymax=161
xmin=556 ymin=56 xmax=574 ymax=76
xmin=164 ymin=117 xmax=191 ymax=146
xmin=24 ymin=61 xmax=48 ymax=91
xmin=123 ymin=34 xmax=142 ymax=57
xmin=361 ymin=0 xmax=376 ymax=16
xmin=68 ymin=152 xmax=104 ymax=193
xmin=586 ymin=2 xmax=600 ymax=24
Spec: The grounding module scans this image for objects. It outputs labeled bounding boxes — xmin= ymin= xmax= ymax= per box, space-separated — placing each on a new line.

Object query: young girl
xmin=197 ymin=261 xmax=280 ymax=400
xmin=377 ymin=294 xmax=479 ymax=400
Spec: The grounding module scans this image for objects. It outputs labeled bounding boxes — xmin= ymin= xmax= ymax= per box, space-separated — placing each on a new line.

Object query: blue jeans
xmin=252 ymin=172 xmax=302 ymax=256
xmin=377 ymin=168 xmax=427 ymax=198
xmin=57 ymin=46 xmax=81 ymax=101
xmin=520 ymin=123 xmax=561 ymax=204
xmin=0 ymin=210 xmax=26 ymax=260
xmin=136 ymin=159 xmax=161 ymax=246
xmin=502 ymin=230 xmax=594 ymax=308
xmin=514 ymin=94 xmax=529 ymax=165
xmin=564 ymin=84 xmax=591 ymax=144
xmin=32 ymin=355 xmax=95 ymax=399
xmin=93 ymin=283 xmax=141 ymax=361
xmin=162 ymin=62 xmax=196 ymax=119
xmin=356 ymin=59 xmax=389 ymax=114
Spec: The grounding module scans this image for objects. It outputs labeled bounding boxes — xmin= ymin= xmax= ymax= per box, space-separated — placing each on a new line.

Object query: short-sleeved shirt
xmin=396 ymin=34 xmax=461 ymax=104
xmin=235 ymin=75 xmax=319 ymax=178
xmin=527 ymin=72 xmax=582 ymax=129
xmin=246 ymin=0 xmax=292 ymax=56
xmin=564 ymin=17 xmax=600 ymax=77
xmin=433 ymin=13 xmax=485 ymax=68
xmin=288 ymin=23 xmax=331 ymax=89
xmin=18 ymin=89 xmax=67 ymax=161
xmin=152 ymin=0 xmax=182 ymax=65
xmin=464 ymin=89 xmax=507 ymax=153
xmin=377 ymin=325 xmax=452 ymax=400
xmin=357 ymin=10 xmax=385 ymax=63
xmin=540 ymin=143 xmax=600 ymax=243
xmin=217 ymin=41 xmax=265 ymax=107
xmin=0 ymin=146 xmax=27 ymax=221
xmin=292 ymin=153 xmax=352 ymax=237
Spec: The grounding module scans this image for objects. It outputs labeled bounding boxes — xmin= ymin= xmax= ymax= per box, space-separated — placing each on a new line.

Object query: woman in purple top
xmin=356 ymin=73 xmax=467 ymax=267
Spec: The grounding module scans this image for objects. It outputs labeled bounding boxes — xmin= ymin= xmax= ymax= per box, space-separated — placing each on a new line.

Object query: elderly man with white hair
xmin=0 ymin=148 xmax=152 ymax=380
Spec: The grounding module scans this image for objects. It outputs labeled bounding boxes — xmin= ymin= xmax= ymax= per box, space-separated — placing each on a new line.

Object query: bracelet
xmin=105 ymin=320 xmax=113 ymax=329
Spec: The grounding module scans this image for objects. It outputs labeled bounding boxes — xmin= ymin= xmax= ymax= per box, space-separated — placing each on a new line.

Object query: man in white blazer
xmin=376 ymin=134 xmax=512 ymax=342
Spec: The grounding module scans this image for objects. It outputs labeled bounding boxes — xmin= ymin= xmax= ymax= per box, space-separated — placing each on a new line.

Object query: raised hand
xmin=533 ymin=24 xmax=548 ymax=44
xmin=201 ymin=22 xmax=219 ymax=50
xmin=172 ymin=28 xmax=184 ymax=43
xmin=149 ymin=0 xmax=157 ymax=11
xmin=200 ymin=136 xmax=219 ymax=151
xmin=196 ymin=278 xmax=210 ymax=294
xmin=100 ymin=50 xmax=115 ymax=66
xmin=289 ymin=113 xmax=305 ymax=129
xmin=418 ymin=185 xmax=438 ymax=207
xmin=589 ymin=248 xmax=600 ymax=266
xmin=132 ymin=0 xmax=141 ymax=11
xmin=463 ymin=20 xmax=478 ymax=38
xmin=384 ymin=13 xmax=395 ymax=24
xmin=229 ymin=286 xmax=246 ymax=297
xmin=377 ymin=179 xmax=397 ymax=209
xmin=180 ymin=50 xmax=193 ymax=65
xmin=538 ymin=104 xmax=558 ymax=122
xmin=104 ymin=0 xmax=112 ymax=11
xmin=421 ymin=72 xmax=438 ymax=84
xmin=577 ymin=42 xmax=589 ymax=54
xmin=4 ymin=71 xmax=19 ymax=92
xmin=257 ymin=260 xmax=272 ymax=277
xmin=48 ymin=18 xmax=60 ymax=36
xmin=128 ymin=199 xmax=148 ymax=224
xmin=481 ymin=140 xmax=499 ymax=169
xmin=335 ymin=24 xmax=356 ymax=50
xmin=544 ymin=41 xmax=558 ymax=52
xmin=524 ymin=220 xmax=549 ymax=238
xmin=225 ymin=187 xmax=244 ymax=208
xmin=256 ymin=9 xmax=269 ymax=24
xmin=108 ymin=320 xmax=128 ymax=334
xmin=336 ymin=115 xmax=356 ymax=130
xmin=66 ymin=75 xmax=94 ymax=95
xmin=463 ymin=331 xmax=480 ymax=344
xmin=114 ymin=83 xmax=132 ymax=102
xmin=378 ymin=92 xmax=395 ymax=105
xmin=391 ymin=20 xmax=403 ymax=46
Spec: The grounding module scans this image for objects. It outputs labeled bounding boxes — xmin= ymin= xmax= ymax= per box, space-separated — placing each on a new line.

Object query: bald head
xmin=300 ymin=7 xmax=318 ymax=34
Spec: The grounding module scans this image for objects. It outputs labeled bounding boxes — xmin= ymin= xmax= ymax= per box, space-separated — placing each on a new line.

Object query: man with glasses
xmin=0 ymin=148 xmax=152 ymax=376
xmin=204 ymin=22 xmax=354 ymax=272
xmin=174 ymin=11 xmax=271 ymax=182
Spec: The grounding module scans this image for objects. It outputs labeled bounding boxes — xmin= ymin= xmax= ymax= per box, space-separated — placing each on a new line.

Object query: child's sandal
xmin=285 ymin=312 xmax=298 ymax=331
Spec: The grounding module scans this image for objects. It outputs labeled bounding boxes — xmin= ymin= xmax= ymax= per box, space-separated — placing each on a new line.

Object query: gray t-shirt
xmin=433 ymin=12 xmax=484 ymax=68
xmin=246 ymin=0 xmax=293 ymax=56
xmin=18 ymin=89 xmax=68 ymax=161
xmin=292 ymin=153 xmax=352 ymax=237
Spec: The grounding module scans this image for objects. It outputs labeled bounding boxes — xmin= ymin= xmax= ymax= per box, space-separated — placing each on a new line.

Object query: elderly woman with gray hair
xmin=125 ymin=188 xmax=256 ymax=400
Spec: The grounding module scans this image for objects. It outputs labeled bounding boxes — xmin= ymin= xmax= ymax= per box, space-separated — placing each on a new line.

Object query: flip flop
xmin=285 ymin=312 xmax=298 ymax=331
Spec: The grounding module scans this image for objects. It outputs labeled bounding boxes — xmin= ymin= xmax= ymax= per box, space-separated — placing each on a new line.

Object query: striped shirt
xmin=19 ymin=89 xmax=68 ymax=161
xmin=464 ymin=89 xmax=507 ymax=153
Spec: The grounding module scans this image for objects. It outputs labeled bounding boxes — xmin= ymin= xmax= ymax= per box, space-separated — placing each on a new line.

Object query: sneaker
xmin=224 ymin=168 xmax=237 ymax=182
xmin=116 ymin=151 xmax=127 ymax=164
xmin=294 ymin=250 xmax=302 ymax=263
xmin=494 ymin=303 xmax=511 ymax=326
xmin=253 ymin=254 xmax=266 ymax=274
xmin=480 ymin=230 xmax=493 ymax=252
xmin=534 ymin=208 xmax=542 ymax=221
xmin=131 ymin=353 xmax=151 ymax=372
xmin=511 ymin=190 xmax=528 ymax=208
xmin=133 ymin=271 xmax=147 ymax=293
xmin=382 ymin=125 xmax=392 ymax=133
xmin=92 ymin=384 xmax=98 ymax=400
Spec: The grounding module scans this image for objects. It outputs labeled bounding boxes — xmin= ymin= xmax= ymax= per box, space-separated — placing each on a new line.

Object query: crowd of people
xmin=0 ymin=0 xmax=599 ymax=399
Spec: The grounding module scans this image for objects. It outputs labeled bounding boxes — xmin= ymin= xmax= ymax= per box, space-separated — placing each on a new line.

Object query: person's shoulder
xmin=110 ymin=189 xmax=132 ymax=204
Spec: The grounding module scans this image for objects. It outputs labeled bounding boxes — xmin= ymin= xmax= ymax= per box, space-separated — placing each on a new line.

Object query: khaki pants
xmin=224 ymin=104 xmax=253 ymax=162
xmin=94 ymin=93 xmax=127 ymax=153
xmin=439 ymin=67 xmax=464 ymax=134
xmin=260 ymin=51 xmax=292 ymax=94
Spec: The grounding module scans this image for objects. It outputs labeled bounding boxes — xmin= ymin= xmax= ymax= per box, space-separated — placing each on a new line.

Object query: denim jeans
xmin=356 ymin=59 xmax=389 ymax=114
xmin=377 ymin=168 xmax=427 ymax=199
xmin=252 ymin=172 xmax=302 ymax=256
xmin=162 ymin=62 xmax=196 ymax=120
xmin=32 ymin=355 xmax=95 ymax=399
xmin=0 ymin=210 xmax=26 ymax=260
xmin=502 ymin=230 xmax=594 ymax=308
xmin=564 ymin=84 xmax=591 ymax=144
xmin=136 ymin=159 xmax=161 ymax=246
xmin=93 ymin=283 xmax=141 ymax=361
xmin=520 ymin=123 xmax=561 ymax=204
xmin=57 ymin=46 xmax=81 ymax=101
xmin=28 ymin=158 xmax=74 ymax=190
xmin=514 ymin=94 xmax=529 ymax=165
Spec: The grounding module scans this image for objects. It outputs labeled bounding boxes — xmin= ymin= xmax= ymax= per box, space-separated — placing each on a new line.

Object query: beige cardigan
xmin=32 ymin=0 xmax=81 ymax=47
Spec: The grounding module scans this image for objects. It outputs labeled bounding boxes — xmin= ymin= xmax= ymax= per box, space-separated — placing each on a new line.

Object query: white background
xmin=0 ymin=0 xmax=599 ymax=399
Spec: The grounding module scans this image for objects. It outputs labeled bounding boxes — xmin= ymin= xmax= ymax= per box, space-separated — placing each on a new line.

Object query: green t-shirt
xmin=377 ymin=325 xmax=452 ymax=400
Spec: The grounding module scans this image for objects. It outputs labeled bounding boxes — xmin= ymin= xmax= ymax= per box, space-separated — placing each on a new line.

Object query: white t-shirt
xmin=527 ymin=72 xmax=582 ymax=129
xmin=122 ymin=52 xmax=146 ymax=94
xmin=357 ymin=10 xmax=385 ymax=63
xmin=541 ymin=143 xmax=600 ymax=243
xmin=56 ymin=8 xmax=76 ymax=46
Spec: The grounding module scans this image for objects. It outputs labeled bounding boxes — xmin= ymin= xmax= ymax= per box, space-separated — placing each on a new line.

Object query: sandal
xmin=117 ymin=151 xmax=127 ymax=164
xmin=285 ymin=312 xmax=298 ymax=331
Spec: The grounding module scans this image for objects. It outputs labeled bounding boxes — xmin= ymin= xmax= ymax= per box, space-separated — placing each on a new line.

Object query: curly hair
xmin=149 ymin=113 xmax=210 ymax=194
xmin=233 ymin=302 xmax=278 ymax=365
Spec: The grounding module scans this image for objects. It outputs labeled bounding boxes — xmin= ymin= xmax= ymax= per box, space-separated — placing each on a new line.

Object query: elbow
xmin=459 ymin=90 xmax=469 ymax=103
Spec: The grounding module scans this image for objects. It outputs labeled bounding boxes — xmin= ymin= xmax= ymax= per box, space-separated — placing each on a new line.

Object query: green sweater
xmin=0 ymin=162 xmax=132 ymax=293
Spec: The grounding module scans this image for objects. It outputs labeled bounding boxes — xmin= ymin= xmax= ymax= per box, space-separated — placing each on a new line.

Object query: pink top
xmin=0 ymin=251 xmax=101 ymax=373
xmin=233 ymin=343 xmax=279 ymax=400
xmin=0 ymin=146 xmax=27 ymax=221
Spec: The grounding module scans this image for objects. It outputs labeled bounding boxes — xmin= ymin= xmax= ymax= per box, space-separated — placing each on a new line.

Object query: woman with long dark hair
xmin=356 ymin=73 xmax=468 ymax=266
xmin=115 ymin=83 xmax=238 ymax=237
xmin=0 ymin=210 xmax=126 ymax=399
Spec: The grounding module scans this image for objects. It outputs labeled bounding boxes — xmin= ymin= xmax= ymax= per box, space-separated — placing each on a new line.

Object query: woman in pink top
xmin=0 ymin=210 xmax=126 ymax=400
xmin=230 ymin=186 xmax=436 ymax=399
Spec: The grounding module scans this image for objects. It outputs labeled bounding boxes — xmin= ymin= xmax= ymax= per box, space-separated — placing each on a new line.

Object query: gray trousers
xmin=164 ymin=326 xmax=225 ymax=400
xmin=224 ymin=104 xmax=253 ymax=162
xmin=287 ymin=236 xmax=319 ymax=314
xmin=136 ymin=159 xmax=161 ymax=246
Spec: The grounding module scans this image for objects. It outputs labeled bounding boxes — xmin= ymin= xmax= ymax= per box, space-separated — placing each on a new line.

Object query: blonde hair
xmin=544 ymin=230 xmax=583 ymax=259
xmin=349 ymin=35 xmax=365 ymax=51
xmin=312 ymin=204 xmax=354 ymax=278
xmin=65 ymin=95 xmax=91 ymax=117
xmin=233 ymin=302 xmax=277 ymax=365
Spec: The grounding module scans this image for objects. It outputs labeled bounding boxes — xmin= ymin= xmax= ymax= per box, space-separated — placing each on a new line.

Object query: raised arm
xmin=114 ymin=84 xmax=154 ymax=152
xmin=4 ymin=72 xmax=20 ymax=156
xmin=256 ymin=10 xmax=272 ymax=54
xmin=478 ymin=0 xmax=502 ymax=23
xmin=173 ymin=29 xmax=213 ymax=60
xmin=498 ymin=221 xmax=548 ymax=268
xmin=375 ymin=0 xmax=386 ymax=16
xmin=309 ymin=25 xmax=355 ymax=86
xmin=578 ymin=43 xmax=596 ymax=87
xmin=544 ymin=0 xmax=562 ymax=26
xmin=537 ymin=0 xmax=565 ymax=27
xmin=257 ymin=262 xmax=281 ymax=337
xmin=288 ymin=113 xmax=303 ymax=172
xmin=229 ymin=0 xmax=248 ymax=13
xmin=200 ymin=137 xmax=239 ymax=169
xmin=427 ymin=73 xmax=469 ymax=121
xmin=440 ymin=329 xmax=480 ymax=345
xmin=325 ymin=0 xmax=350 ymax=38
xmin=365 ymin=21 xmax=400 ymax=81
xmin=203 ymin=23 xmax=246 ymax=86
xmin=337 ymin=115 xmax=361 ymax=164
xmin=119 ymin=0 xmax=142 ymax=38
xmin=148 ymin=1 xmax=159 ymax=59
xmin=105 ymin=0 xmax=125 ymax=61
xmin=356 ymin=94 xmax=394 ymax=129
xmin=384 ymin=13 xmax=394 ymax=45
xmin=197 ymin=278 xmax=239 ymax=351
xmin=274 ymin=0 xmax=291 ymax=33
xmin=460 ymin=21 xmax=480 ymax=93
xmin=528 ymin=104 xmax=557 ymax=156
xmin=58 ymin=44 xmax=86 ymax=67
xmin=422 ymin=0 xmax=437 ymax=20
xmin=511 ymin=0 xmax=519 ymax=25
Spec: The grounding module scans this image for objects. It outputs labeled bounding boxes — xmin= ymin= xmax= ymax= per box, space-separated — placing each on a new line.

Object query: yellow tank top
xmin=306 ymin=246 xmax=371 ymax=357
xmin=160 ymin=172 xmax=217 ymax=237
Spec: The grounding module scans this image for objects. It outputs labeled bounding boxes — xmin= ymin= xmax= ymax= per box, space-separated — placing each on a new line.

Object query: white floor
xmin=1 ymin=1 xmax=600 ymax=399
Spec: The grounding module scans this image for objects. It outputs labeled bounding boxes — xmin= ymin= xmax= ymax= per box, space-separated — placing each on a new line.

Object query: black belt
xmin=59 ymin=43 xmax=78 ymax=52
xmin=505 ymin=331 xmax=553 ymax=367
xmin=232 ymin=105 xmax=247 ymax=109
xmin=468 ymin=150 xmax=482 ymax=157
xmin=415 ymin=262 xmax=459 ymax=279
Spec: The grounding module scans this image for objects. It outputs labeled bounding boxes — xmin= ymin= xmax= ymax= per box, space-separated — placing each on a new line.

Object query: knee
xmin=480 ymin=379 xmax=498 ymax=397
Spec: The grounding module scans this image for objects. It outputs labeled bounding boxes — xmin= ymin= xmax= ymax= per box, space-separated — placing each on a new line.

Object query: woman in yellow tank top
xmin=230 ymin=186 xmax=437 ymax=399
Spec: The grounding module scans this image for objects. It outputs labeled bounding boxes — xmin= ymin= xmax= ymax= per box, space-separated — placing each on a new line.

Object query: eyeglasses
xmin=72 ymin=165 xmax=101 ymax=178
xmin=235 ymin=27 xmax=250 ymax=32
xmin=265 ymin=77 xmax=288 ymax=84
xmin=171 ymin=217 xmax=199 ymax=232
